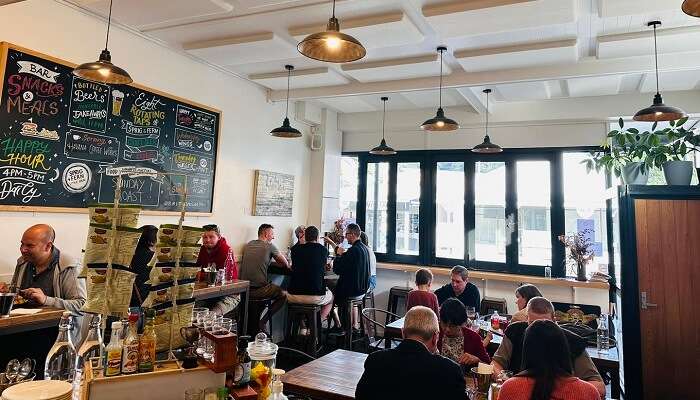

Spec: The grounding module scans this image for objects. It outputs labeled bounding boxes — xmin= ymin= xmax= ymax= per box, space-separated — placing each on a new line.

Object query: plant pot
xmin=576 ymin=262 xmax=588 ymax=282
xmin=621 ymin=162 xmax=648 ymax=185
xmin=663 ymin=160 xmax=694 ymax=185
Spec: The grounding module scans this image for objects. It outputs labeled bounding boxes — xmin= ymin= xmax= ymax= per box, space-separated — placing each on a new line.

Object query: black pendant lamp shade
xmin=73 ymin=0 xmax=132 ymax=85
xmin=682 ymin=0 xmax=700 ymax=17
xmin=297 ymin=0 xmax=366 ymax=63
xmin=270 ymin=65 xmax=302 ymax=138
xmin=370 ymin=97 xmax=396 ymax=155
xmin=421 ymin=46 xmax=459 ymax=132
xmin=472 ymin=89 xmax=502 ymax=154
xmin=633 ymin=21 xmax=686 ymax=122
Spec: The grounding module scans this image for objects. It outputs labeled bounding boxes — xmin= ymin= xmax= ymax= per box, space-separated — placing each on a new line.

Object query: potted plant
xmin=645 ymin=118 xmax=698 ymax=185
xmin=558 ymin=229 xmax=595 ymax=282
xmin=583 ymin=118 xmax=650 ymax=184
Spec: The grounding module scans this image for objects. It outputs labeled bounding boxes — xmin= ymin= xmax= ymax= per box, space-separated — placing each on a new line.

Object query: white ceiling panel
xmin=639 ymin=70 xmax=700 ymax=93
xmin=226 ymin=56 xmax=324 ymax=76
xmin=455 ymin=39 xmax=578 ymax=72
xmin=401 ymin=88 xmax=468 ymax=109
xmin=494 ymin=81 xmax=550 ymax=101
xmin=566 ymin=75 xmax=622 ymax=97
xmin=598 ymin=26 xmax=700 ymax=59
xmin=73 ymin=0 xmax=234 ymax=28
xmin=424 ymin=0 xmax=576 ymax=40
xmin=598 ymin=0 xmax=680 ymax=18
xmin=184 ymin=33 xmax=298 ymax=66
xmin=290 ymin=12 xmax=424 ymax=50
xmin=250 ymin=67 xmax=349 ymax=90
xmin=618 ymin=73 xmax=645 ymax=93
xmin=316 ymin=96 xmax=376 ymax=113
xmin=341 ymin=55 xmax=446 ymax=83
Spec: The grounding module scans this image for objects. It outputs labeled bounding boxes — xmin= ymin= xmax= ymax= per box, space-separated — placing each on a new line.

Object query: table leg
xmin=241 ymin=287 xmax=249 ymax=336
xmin=611 ymin=367 xmax=621 ymax=399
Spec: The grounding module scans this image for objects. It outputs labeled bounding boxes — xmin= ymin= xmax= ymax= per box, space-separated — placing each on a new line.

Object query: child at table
xmin=406 ymin=268 xmax=440 ymax=317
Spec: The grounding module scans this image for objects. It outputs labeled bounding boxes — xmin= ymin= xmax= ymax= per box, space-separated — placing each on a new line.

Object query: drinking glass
xmin=215 ymin=269 xmax=225 ymax=285
xmin=184 ymin=388 xmax=203 ymax=400
xmin=192 ymin=308 xmax=208 ymax=326
xmin=597 ymin=313 xmax=610 ymax=354
xmin=203 ymin=316 xmax=216 ymax=361
xmin=466 ymin=306 xmax=476 ymax=319
xmin=544 ymin=266 xmax=552 ymax=278
xmin=216 ymin=318 xmax=233 ymax=335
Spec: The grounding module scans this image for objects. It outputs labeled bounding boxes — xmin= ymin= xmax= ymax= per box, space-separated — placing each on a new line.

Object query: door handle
xmin=640 ymin=291 xmax=657 ymax=310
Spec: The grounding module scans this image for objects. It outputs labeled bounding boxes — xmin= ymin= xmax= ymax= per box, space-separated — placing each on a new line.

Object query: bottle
xmin=45 ymin=311 xmax=76 ymax=381
xmin=105 ymin=321 xmax=123 ymax=376
xmin=76 ymin=314 xmax=104 ymax=374
xmin=267 ymin=369 xmax=288 ymax=400
xmin=232 ymin=335 xmax=251 ymax=387
xmin=121 ymin=312 xmax=140 ymax=374
xmin=597 ymin=314 xmax=610 ymax=354
xmin=490 ymin=311 xmax=500 ymax=330
xmin=139 ymin=308 xmax=157 ymax=373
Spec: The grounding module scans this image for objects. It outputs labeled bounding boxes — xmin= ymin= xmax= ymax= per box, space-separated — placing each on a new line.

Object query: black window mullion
xmin=387 ymin=161 xmax=398 ymax=257
xmin=419 ymin=158 xmax=431 ymax=265
xmin=551 ymin=152 xmax=565 ymax=277
xmin=505 ymin=159 xmax=518 ymax=273
xmin=356 ymin=155 xmax=367 ymax=232
xmin=465 ymin=160 xmax=476 ymax=269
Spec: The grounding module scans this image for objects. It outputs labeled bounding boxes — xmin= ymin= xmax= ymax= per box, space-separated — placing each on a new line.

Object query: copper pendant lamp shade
xmin=421 ymin=46 xmax=459 ymax=132
xmin=298 ymin=0 xmax=366 ymax=63
xmin=270 ymin=65 xmax=302 ymax=138
xmin=633 ymin=21 xmax=686 ymax=122
xmin=472 ymin=89 xmax=502 ymax=154
xmin=370 ymin=97 xmax=396 ymax=155
xmin=682 ymin=0 xmax=700 ymax=17
xmin=73 ymin=0 xmax=132 ymax=85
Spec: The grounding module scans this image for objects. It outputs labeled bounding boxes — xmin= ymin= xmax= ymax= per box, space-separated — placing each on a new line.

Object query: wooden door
xmin=634 ymin=199 xmax=700 ymax=400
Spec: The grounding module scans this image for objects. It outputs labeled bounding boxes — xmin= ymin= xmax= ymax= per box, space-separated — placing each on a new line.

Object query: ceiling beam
xmin=269 ymin=53 xmax=700 ymax=101
xmin=455 ymin=87 xmax=487 ymax=114
xmin=422 ymin=0 xmax=535 ymax=17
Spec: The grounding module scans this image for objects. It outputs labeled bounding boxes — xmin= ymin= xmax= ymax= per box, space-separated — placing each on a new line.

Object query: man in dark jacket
xmin=434 ymin=265 xmax=480 ymax=310
xmin=332 ymin=223 xmax=370 ymax=302
xmin=356 ymin=306 xmax=466 ymax=400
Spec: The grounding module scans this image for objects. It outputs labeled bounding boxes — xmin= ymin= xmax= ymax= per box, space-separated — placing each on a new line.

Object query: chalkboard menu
xmin=0 ymin=43 xmax=220 ymax=213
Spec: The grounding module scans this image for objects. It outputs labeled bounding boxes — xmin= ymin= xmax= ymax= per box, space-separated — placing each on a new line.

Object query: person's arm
xmin=333 ymin=246 xmax=355 ymax=275
xmin=573 ymin=351 xmax=606 ymax=399
xmin=491 ymin=336 xmax=513 ymax=377
xmin=354 ymin=355 xmax=378 ymax=400
xmin=446 ymin=361 xmax=467 ymax=400
xmin=45 ymin=266 xmax=86 ymax=314
xmin=270 ymin=243 xmax=290 ymax=270
xmin=463 ymin=328 xmax=491 ymax=364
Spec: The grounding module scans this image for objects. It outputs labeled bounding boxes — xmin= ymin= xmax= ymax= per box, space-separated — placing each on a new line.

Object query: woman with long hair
xmin=498 ymin=320 xmax=599 ymax=400
xmin=511 ymin=284 xmax=543 ymax=322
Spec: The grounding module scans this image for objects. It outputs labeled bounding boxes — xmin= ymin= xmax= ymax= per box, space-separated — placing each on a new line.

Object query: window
xmin=474 ymin=162 xmax=506 ymax=262
xmin=563 ymin=152 xmax=609 ymax=277
xmin=396 ymin=163 xmax=421 ymax=255
xmin=517 ymin=161 xmax=552 ymax=266
xmin=365 ymin=162 xmax=389 ymax=253
xmin=436 ymin=162 xmax=464 ymax=259
xmin=339 ymin=156 xmax=358 ymax=220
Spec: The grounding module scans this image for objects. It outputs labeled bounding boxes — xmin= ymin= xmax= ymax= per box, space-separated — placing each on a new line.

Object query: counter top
xmin=0 ymin=307 xmax=64 ymax=335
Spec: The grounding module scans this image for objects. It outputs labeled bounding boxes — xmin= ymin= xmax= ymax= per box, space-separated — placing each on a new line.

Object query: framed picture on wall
xmin=253 ymin=170 xmax=294 ymax=217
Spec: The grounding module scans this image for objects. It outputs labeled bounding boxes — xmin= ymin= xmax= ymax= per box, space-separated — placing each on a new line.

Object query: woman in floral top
xmin=437 ymin=298 xmax=490 ymax=368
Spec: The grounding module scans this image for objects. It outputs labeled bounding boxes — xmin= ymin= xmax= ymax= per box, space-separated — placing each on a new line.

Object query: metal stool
xmin=285 ymin=303 xmax=323 ymax=357
xmin=247 ymin=297 xmax=273 ymax=336
xmin=386 ymin=286 xmax=411 ymax=325
xmin=341 ymin=294 xmax=366 ymax=350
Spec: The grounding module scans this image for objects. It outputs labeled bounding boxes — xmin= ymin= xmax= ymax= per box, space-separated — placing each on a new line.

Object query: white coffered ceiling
xmin=63 ymin=0 xmax=700 ymax=114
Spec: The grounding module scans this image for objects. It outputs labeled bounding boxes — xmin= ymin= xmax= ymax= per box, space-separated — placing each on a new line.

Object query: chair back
xmin=361 ymin=307 xmax=401 ymax=350
xmin=276 ymin=346 xmax=316 ymax=371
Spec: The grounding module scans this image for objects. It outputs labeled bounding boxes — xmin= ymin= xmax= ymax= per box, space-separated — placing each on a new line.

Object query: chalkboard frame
xmin=0 ymin=42 xmax=221 ymax=215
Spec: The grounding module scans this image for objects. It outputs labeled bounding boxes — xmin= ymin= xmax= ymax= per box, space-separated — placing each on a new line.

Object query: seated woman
xmin=196 ymin=224 xmax=240 ymax=315
xmin=438 ymin=298 xmax=490 ymax=368
xmin=288 ymin=226 xmax=334 ymax=321
xmin=406 ymin=268 xmax=439 ymax=317
xmin=498 ymin=320 xmax=599 ymax=400
xmin=511 ymin=284 xmax=543 ymax=323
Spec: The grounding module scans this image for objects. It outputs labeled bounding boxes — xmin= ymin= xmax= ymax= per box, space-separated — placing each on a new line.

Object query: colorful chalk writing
xmin=173 ymin=128 xmax=214 ymax=156
xmin=64 ymin=130 xmax=120 ymax=164
xmin=176 ymin=105 xmax=216 ymax=135
xmin=170 ymin=151 xmax=212 ymax=176
xmin=68 ymin=77 xmax=109 ymax=132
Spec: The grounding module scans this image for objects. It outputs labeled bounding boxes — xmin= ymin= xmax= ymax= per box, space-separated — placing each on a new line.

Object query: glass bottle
xmin=105 ymin=321 xmax=123 ymax=377
xmin=76 ymin=314 xmax=104 ymax=374
xmin=139 ymin=308 xmax=157 ymax=373
xmin=45 ymin=311 xmax=76 ymax=381
xmin=121 ymin=312 xmax=140 ymax=374
xmin=233 ymin=335 xmax=251 ymax=387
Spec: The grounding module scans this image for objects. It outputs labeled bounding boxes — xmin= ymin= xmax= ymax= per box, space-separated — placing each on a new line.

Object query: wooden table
xmin=193 ymin=280 xmax=250 ymax=333
xmin=281 ymin=349 xmax=367 ymax=400
xmin=0 ymin=307 xmax=64 ymax=335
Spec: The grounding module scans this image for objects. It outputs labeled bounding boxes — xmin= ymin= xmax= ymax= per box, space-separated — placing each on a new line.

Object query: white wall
xmin=0 ymin=0 xmax=313 ymax=277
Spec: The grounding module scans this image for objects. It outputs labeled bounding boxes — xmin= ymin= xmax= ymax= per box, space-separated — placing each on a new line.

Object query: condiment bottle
xmin=266 ymin=369 xmax=288 ymax=400
xmin=121 ymin=312 xmax=140 ymax=374
xmin=233 ymin=335 xmax=251 ymax=387
xmin=139 ymin=308 xmax=157 ymax=373
xmin=105 ymin=321 xmax=123 ymax=376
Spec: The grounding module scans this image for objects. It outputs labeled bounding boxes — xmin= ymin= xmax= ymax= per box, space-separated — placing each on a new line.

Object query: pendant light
xmin=73 ymin=0 xmax=132 ymax=85
xmin=370 ymin=97 xmax=396 ymax=155
xmin=297 ymin=0 xmax=366 ymax=63
xmin=682 ymin=0 xmax=700 ymax=17
xmin=270 ymin=65 xmax=302 ymax=138
xmin=421 ymin=46 xmax=459 ymax=132
xmin=633 ymin=21 xmax=686 ymax=122
xmin=472 ymin=89 xmax=502 ymax=154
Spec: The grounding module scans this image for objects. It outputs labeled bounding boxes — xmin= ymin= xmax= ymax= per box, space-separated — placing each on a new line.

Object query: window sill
xmin=377 ymin=262 xmax=609 ymax=290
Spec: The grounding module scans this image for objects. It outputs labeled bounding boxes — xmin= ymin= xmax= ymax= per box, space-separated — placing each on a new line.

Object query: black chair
xmin=340 ymin=294 xmax=367 ymax=350
xmin=361 ymin=308 xmax=401 ymax=352
xmin=247 ymin=297 xmax=274 ymax=336
xmin=480 ymin=296 xmax=508 ymax=316
xmin=386 ymin=286 xmax=411 ymax=325
xmin=285 ymin=303 xmax=323 ymax=357
xmin=275 ymin=346 xmax=315 ymax=372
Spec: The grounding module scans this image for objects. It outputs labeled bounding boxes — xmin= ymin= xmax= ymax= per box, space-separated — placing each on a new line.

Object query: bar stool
xmin=341 ymin=294 xmax=366 ymax=350
xmin=386 ymin=286 xmax=411 ymax=325
xmin=247 ymin=297 xmax=273 ymax=336
xmin=285 ymin=303 xmax=323 ymax=357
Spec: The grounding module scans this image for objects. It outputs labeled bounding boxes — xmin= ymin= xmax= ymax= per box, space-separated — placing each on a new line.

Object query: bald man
xmin=0 ymin=224 xmax=85 ymax=316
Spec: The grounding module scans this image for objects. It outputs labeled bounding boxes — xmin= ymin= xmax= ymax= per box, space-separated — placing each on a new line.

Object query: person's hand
xmin=482 ymin=331 xmax=493 ymax=347
xmin=21 ymin=288 xmax=47 ymax=305
xmin=458 ymin=352 xmax=480 ymax=366
xmin=335 ymin=246 xmax=346 ymax=256
xmin=0 ymin=282 xmax=8 ymax=293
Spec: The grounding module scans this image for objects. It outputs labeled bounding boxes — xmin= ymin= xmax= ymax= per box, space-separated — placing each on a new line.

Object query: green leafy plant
xmin=583 ymin=118 xmax=650 ymax=177
xmin=644 ymin=117 xmax=699 ymax=168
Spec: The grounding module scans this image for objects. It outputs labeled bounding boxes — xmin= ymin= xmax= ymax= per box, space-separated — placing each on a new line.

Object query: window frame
xmin=345 ymin=147 xmax=598 ymax=277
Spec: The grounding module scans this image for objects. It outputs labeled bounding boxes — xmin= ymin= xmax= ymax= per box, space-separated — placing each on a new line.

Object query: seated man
xmin=492 ymin=296 xmax=606 ymax=398
xmin=0 ymin=224 xmax=86 ymax=344
xmin=195 ymin=224 xmax=240 ymax=315
xmin=358 ymin=232 xmax=377 ymax=291
xmin=239 ymin=224 xmax=290 ymax=332
xmin=434 ymin=265 xmax=480 ymax=310
xmin=355 ymin=306 xmax=466 ymax=400
xmin=287 ymin=226 xmax=333 ymax=320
